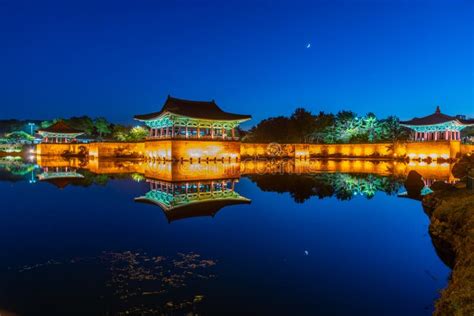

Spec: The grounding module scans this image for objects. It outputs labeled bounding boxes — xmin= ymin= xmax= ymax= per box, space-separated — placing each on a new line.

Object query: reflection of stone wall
xmin=143 ymin=161 xmax=241 ymax=181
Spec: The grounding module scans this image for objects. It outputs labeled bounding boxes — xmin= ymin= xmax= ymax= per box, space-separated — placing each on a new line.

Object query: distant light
xmin=306 ymin=43 xmax=311 ymax=48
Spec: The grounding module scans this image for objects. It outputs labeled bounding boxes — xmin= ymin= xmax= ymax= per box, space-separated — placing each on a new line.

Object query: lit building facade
xmin=134 ymin=96 xmax=251 ymax=161
xmin=134 ymin=96 xmax=251 ymax=140
xmin=38 ymin=121 xmax=84 ymax=143
xmin=401 ymin=106 xmax=473 ymax=142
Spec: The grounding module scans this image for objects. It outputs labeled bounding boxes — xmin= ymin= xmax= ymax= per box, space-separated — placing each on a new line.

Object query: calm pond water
xmin=0 ymin=157 xmax=451 ymax=315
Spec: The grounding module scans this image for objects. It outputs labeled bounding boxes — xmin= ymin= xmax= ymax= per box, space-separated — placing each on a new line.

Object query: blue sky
xmin=1 ymin=0 xmax=472 ymax=126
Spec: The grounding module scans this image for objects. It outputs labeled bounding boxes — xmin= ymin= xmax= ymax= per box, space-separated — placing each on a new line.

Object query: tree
xmin=66 ymin=116 xmax=95 ymax=135
xmin=128 ymin=126 xmax=148 ymax=141
xmin=310 ymin=112 xmax=335 ymax=143
xmin=245 ymin=116 xmax=293 ymax=143
xmin=94 ymin=117 xmax=111 ymax=138
xmin=112 ymin=125 xmax=130 ymax=141
xmin=290 ymin=108 xmax=317 ymax=143
xmin=40 ymin=120 xmax=57 ymax=129
xmin=381 ymin=116 xmax=408 ymax=142
xmin=5 ymin=131 xmax=34 ymax=143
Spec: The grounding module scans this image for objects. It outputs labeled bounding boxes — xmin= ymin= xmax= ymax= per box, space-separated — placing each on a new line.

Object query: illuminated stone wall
xmin=36 ymin=142 xmax=145 ymax=158
xmin=144 ymin=140 xmax=173 ymax=160
xmin=145 ymin=139 xmax=241 ymax=161
xmin=241 ymin=141 xmax=468 ymax=160
xmin=37 ymin=140 xmax=473 ymax=161
xmin=88 ymin=142 xmax=145 ymax=158
xmin=241 ymin=143 xmax=392 ymax=158
xmin=396 ymin=141 xmax=459 ymax=160
xmin=36 ymin=143 xmax=86 ymax=156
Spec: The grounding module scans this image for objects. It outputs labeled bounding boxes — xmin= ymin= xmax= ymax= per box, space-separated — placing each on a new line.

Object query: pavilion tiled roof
xmin=38 ymin=121 xmax=84 ymax=134
xmin=400 ymin=106 xmax=473 ymax=126
xmin=134 ymin=96 xmax=251 ymax=121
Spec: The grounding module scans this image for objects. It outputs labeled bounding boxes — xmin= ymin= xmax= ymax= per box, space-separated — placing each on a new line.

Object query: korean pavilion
xmin=401 ymin=106 xmax=474 ymax=141
xmin=134 ymin=96 xmax=251 ymax=140
xmin=38 ymin=121 xmax=84 ymax=143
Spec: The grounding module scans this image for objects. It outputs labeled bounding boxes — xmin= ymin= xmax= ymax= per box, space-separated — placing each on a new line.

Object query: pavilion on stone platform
xmin=401 ymin=106 xmax=474 ymax=141
xmin=37 ymin=121 xmax=84 ymax=143
xmin=134 ymin=96 xmax=251 ymax=140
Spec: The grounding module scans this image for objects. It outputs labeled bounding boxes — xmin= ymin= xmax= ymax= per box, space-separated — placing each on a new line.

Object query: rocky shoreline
xmin=421 ymin=154 xmax=474 ymax=315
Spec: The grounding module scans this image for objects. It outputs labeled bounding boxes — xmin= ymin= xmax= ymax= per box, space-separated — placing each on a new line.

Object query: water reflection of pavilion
xmin=37 ymin=166 xmax=85 ymax=189
xmin=135 ymin=178 xmax=250 ymax=223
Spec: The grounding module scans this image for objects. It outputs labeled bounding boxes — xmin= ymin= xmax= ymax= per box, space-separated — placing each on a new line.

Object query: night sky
xmin=1 ymin=0 xmax=472 ymax=126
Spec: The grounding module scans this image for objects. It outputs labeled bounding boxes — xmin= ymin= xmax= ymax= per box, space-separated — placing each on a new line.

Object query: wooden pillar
xmin=197 ymin=127 xmax=201 ymax=138
xmin=222 ymin=128 xmax=225 ymax=140
xmin=231 ymin=128 xmax=235 ymax=139
xmin=185 ymin=126 xmax=188 ymax=139
xmin=211 ymin=128 xmax=214 ymax=139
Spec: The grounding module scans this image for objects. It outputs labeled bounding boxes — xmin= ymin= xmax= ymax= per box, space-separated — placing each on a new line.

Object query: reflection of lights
xmin=408 ymin=153 xmax=417 ymax=158
xmin=418 ymin=154 xmax=427 ymax=159
xmin=441 ymin=154 xmax=449 ymax=159
xmin=429 ymin=153 xmax=438 ymax=159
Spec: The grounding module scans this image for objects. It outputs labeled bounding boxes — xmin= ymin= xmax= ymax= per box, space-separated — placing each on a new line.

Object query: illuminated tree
xmin=128 ymin=126 xmax=148 ymax=141
xmin=112 ymin=125 xmax=130 ymax=141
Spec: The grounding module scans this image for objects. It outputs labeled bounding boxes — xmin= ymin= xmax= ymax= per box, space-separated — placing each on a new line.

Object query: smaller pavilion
xmin=134 ymin=96 xmax=251 ymax=140
xmin=401 ymin=106 xmax=474 ymax=141
xmin=38 ymin=121 xmax=84 ymax=143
